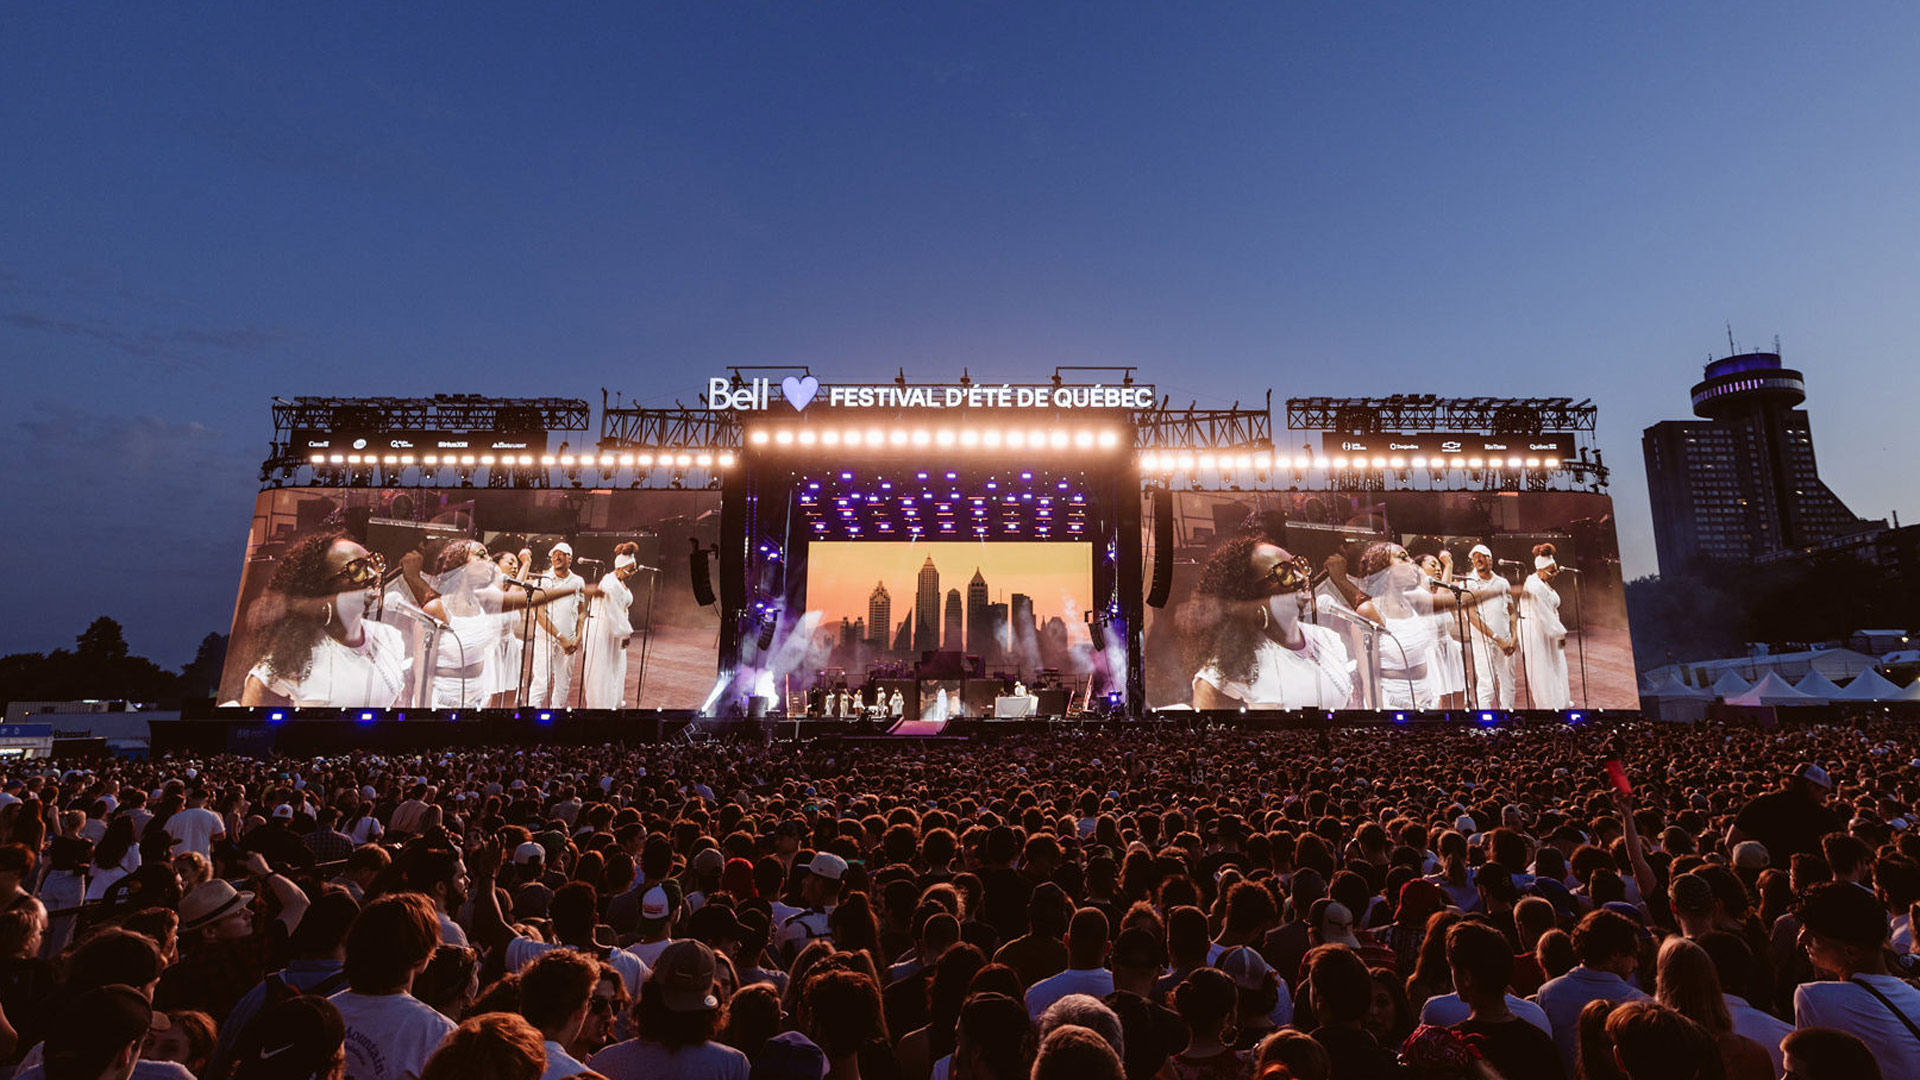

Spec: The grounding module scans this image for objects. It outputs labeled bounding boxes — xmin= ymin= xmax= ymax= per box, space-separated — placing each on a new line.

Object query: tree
xmin=178 ymin=633 xmax=228 ymax=700
xmin=75 ymin=617 xmax=129 ymax=661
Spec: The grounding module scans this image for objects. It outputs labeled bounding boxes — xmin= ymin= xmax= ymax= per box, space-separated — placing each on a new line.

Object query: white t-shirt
xmin=1795 ymin=976 xmax=1920 ymax=1079
xmin=508 ymin=935 xmax=650 ymax=997
xmin=250 ymin=620 xmax=410 ymax=707
xmin=1416 ymin=993 xmax=1553 ymax=1035
xmin=1194 ymin=626 xmax=1355 ymax=709
xmin=439 ymin=911 xmax=469 ymax=947
xmin=348 ymin=816 xmax=384 ymax=845
xmin=166 ymin=806 xmax=226 ymax=857
xmin=330 ymin=990 xmax=458 ymax=1080
xmin=1726 ymin=994 xmax=1792 ymax=1079
xmin=538 ymin=573 xmax=584 ymax=638
xmin=1461 ymin=572 xmax=1513 ymax=637
xmin=626 ymin=937 xmax=674 ymax=970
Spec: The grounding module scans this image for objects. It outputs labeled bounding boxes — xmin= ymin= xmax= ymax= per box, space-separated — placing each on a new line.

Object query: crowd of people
xmin=0 ymin=716 xmax=1914 ymax=1080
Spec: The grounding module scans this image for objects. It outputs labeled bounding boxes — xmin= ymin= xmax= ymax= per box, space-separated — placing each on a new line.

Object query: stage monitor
xmin=801 ymin=540 xmax=1098 ymax=684
xmin=1142 ymin=490 xmax=1636 ymax=712
xmin=218 ymin=487 xmax=721 ymax=711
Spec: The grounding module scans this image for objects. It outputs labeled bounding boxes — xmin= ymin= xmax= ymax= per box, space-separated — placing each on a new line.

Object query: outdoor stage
xmin=210 ymin=377 xmax=1636 ymax=752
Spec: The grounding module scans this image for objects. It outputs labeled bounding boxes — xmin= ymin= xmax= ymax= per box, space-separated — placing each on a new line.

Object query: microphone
xmin=1496 ymin=559 xmax=1528 ymax=569
xmin=1554 ymin=565 xmax=1582 ymax=574
xmin=1426 ymin=579 xmax=1468 ymax=595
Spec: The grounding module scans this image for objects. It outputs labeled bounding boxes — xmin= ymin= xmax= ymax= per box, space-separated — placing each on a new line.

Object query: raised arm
xmin=467 ymin=837 xmax=514 ymax=954
xmin=244 ymin=850 xmax=310 ymax=935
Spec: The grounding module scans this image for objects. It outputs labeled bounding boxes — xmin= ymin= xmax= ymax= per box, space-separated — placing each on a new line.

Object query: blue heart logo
xmin=781 ymin=375 xmax=819 ymax=412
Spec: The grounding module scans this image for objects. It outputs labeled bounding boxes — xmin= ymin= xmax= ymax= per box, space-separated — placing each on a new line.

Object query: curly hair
xmin=1178 ymin=534 xmax=1270 ymax=686
xmin=254 ymin=531 xmax=349 ymax=684
xmin=1532 ymin=541 xmax=1556 ymax=561
xmin=432 ymin=539 xmax=488 ymax=577
xmin=1356 ymin=541 xmax=1403 ymax=579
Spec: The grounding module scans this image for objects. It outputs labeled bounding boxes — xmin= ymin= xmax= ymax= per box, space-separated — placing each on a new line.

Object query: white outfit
xmin=329 ymin=989 xmax=458 ymax=1080
xmin=85 ymin=848 xmax=140 ymax=901
xmin=507 ymin=935 xmax=649 ymax=997
xmin=1461 ymin=571 xmax=1517 ymax=709
xmin=529 ymin=572 xmax=584 ymax=708
xmin=889 ymin=690 xmax=905 ymax=717
xmin=431 ymin=611 xmax=504 ymax=709
xmin=1194 ymin=624 xmax=1356 ymax=709
xmin=1376 ymin=612 xmax=1437 ymax=710
xmin=1794 ymin=976 xmax=1920 ymax=1080
xmin=1427 ymin=604 xmax=1467 ymax=697
xmin=165 ymin=806 xmax=226 ymax=857
xmin=492 ymin=608 xmax=528 ymax=699
xmin=1520 ymin=573 xmax=1570 ymax=709
xmin=584 ymin=572 xmax=634 ymax=709
xmin=1416 ymin=992 xmax=1553 ymax=1035
xmin=1725 ymin=993 xmax=1792 ymax=1079
xmin=250 ymin=620 xmax=409 ymax=708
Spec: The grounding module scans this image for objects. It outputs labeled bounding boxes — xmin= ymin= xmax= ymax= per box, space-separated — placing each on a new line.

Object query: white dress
xmin=1520 ymin=573 xmax=1571 ymax=708
xmin=431 ymin=610 xmax=505 ymax=708
xmin=1194 ymin=624 xmax=1357 ymax=709
xmin=1428 ymin=605 xmax=1467 ymax=697
xmin=249 ymin=621 xmax=409 ymax=707
xmin=583 ymin=572 xmax=634 ymax=709
xmin=1377 ymin=612 xmax=1438 ymax=710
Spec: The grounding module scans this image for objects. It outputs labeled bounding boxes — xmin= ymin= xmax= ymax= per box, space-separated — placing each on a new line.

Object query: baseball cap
xmin=44 ymin=984 xmax=165 ymax=1078
xmin=1469 ymin=544 xmax=1492 ymax=558
xmin=751 ymin=1031 xmax=828 ymax=1080
xmin=652 ymin=939 xmax=720 ymax=1012
xmin=1732 ymin=841 xmax=1771 ymax=870
xmin=513 ymin=842 xmax=547 ymax=866
xmin=272 ymin=803 xmax=294 ymax=820
xmin=229 ymin=995 xmax=345 ymax=1080
xmin=687 ymin=903 xmax=743 ymax=946
xmin=1800 ymin=882 xmax=1891 ymax=949
xmin=1217 ymin=945 xmax=1273 ymax=990
xmin=692 ymin=848 xmax=726 ymax=875
xmin=804 ymin=852 xmax=848 ymax=881
xmin=550 ymin=541 xmax=573 ymax=556
xmin=1793 ymin=763 xmax=1833 ymax=789
xmin=640 ymin=883 xmax=679 ymax=924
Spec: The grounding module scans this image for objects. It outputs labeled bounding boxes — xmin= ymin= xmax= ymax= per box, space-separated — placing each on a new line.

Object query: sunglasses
xmin=329 ymin=552 xmax=387 ymax=589
xmin=1257 ymin=558 xmax=1311 ymax=594
xmin=589 ymin=995 xmax=617 ymax=1015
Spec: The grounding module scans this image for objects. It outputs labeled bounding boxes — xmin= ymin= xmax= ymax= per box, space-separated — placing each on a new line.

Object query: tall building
xmin=1009 ymin=593 xmax=1036 ymax=663
xmin=914 ymin=557 xmax=940 ymax=652
xmin=943 ymin=589 xmax=963 ymax=651
xmin=1643 ymin=351 xmax=1878 ymax=573
xmin=867 ymin=582 xmax=891 ymax=651
xmin=966 ymin=568 xmax=991 ymax=657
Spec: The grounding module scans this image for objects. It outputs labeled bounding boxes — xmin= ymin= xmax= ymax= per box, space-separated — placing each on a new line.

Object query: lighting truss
xmin=1286 ymin=396 xmax=1598 ymax=434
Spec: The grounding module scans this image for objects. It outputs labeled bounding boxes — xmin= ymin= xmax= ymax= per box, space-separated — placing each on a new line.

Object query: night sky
xmin=4 ymin=5 xmax=1917 ymax=666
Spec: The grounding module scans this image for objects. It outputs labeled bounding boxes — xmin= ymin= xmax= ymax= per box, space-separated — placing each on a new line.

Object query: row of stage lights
xmin=1135 ymin=451 xmax=1564 ymax=472
xmin=747 ymin=426 xmax=1125 ymax=451
xmin=308 ymin=450 xmax=738 ymax=470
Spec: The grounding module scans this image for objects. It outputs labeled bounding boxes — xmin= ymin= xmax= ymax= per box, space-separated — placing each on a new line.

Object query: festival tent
xmin=1795 ymin=670 xmax=1846 ymax=700
xmin=1709 ymin=669 xmax=1753 ymax=699
xmin=1645 ymin=671 xmax=1710 ymax=699
xmin=1893 ymin=675 xmax=1920 ymax=702
xmin=1642 ymin=669 xmax=1712 ymax=722
xmin=1833 ymin=669 xmax=1904 ymax=701
xmin=1725 ymin=673 xmax=1815 ymax=706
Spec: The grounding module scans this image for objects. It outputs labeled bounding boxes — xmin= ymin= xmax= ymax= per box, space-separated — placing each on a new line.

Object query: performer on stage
xmin=1520 ymin=543 xmax=1572 ymax=708
xmin=1416 ymin=551 xmax=1468 ymax=708
xmin=1459 ymin=544 xmax=1517 ymax=709
xmin=490 ymin=550 xmax=529 ymax=705
xmin=1355 ymin=542 xmax=1440 ymax=709
xmin=889 ymin=688 xmax=905 ymax=718
xmin=583 ymin=543 xmax=642 ymax=709
xmin=426 ymin=540 xmax=599 ymax=709
xmin=239 ymin=532 xmax=410 ymax=708
xmin=529 ymin=542 xmax=587 ymax=708
xmin=1183 ymin=535 xmax=1356 ymax=710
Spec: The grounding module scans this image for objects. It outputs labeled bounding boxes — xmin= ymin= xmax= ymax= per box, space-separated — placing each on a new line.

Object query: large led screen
xmin=219 ymin=487 xmax=721 ymax=710
xmin=1142 ymin=490 xmax=1635 ymax=711
xmin=788 ymin=541 xmax=1105 ymax=714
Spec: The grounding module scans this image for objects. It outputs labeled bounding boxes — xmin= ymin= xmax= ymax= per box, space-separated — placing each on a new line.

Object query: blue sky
xmin=4 ymin=4 xmax=1917 ymax=666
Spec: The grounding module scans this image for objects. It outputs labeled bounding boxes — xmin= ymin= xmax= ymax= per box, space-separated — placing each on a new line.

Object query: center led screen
xmin=803 ymin=541 xmax=1095 ymax=676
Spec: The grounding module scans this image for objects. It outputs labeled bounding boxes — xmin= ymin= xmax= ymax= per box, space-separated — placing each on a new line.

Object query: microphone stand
xmin=1571 ymin=570 xmax=1589 ymax=708
xmin=633 ymin=567 xmax=662 ymax=711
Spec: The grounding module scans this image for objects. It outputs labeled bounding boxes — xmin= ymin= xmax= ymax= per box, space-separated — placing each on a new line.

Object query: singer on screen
xmin=238 ymin=532 xmax=411 ymax=708
xmin=1183 ymin=536 xmax=1356 ymax=710
xmin=583 ymin=541 xmax=643 ymax=708
xmin=1459 ymin=544 xmax=1517 ymax=709
xmin=1521 ymin=543 xmax=1571 ymax=708
xmin=1416 ymin=551 xmax=1468 ymax=709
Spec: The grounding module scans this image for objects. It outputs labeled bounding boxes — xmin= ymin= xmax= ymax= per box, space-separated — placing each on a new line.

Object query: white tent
xmin=1795 ymin=670 xmax=1846 ymax=700
xmin=1645 ymin=671 xmax=1711 ymax=699
xmin=1834 ymin=669 xmax=1904 ymax=701
xmin=1710 ymin=669 xmax=1754 ymax=698
xmin=1894 ymin=675 xmax=1920 ymax=702
xmin=1726 ymin=672 xmax=1814 ymax=706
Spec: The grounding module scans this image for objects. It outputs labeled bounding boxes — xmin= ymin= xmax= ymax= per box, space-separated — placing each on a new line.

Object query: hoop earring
xmin=323 ymin=601 xmax=335 ymax=629
xmin=1257 ymin=603 xmax=1270 ymax=631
